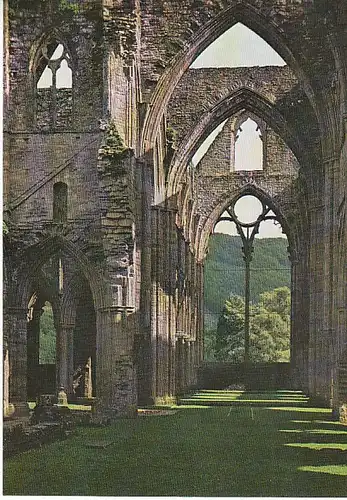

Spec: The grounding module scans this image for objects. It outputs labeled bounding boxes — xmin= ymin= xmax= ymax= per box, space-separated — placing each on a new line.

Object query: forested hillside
xmin=204 ymin=234 xmax=291 ymax=327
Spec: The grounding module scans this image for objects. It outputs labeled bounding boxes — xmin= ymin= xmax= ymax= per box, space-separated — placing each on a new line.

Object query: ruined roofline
xmin=188 ymin=64 xmax=290 ymax=72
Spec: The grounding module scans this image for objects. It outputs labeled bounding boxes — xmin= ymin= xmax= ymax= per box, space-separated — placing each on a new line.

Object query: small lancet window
xmin=35 ymin=40 xmax=73 ymax=129
xmin=53 ymin=182 xmax=68 ymax=223
xmin=56 ymin=59 xmax=72 ymax=89
xmin=234 ymin=118 xmax=263 ymax=171
xmin=37 ymin=66 xmax=53 ymax=89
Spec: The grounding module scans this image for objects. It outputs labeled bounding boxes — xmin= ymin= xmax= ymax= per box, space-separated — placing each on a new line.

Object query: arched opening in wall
xmin=174 ymin=23 xmax=288 ymax=173
xmin=39 ymin=302 xmax=56 ymax=365
xmin=72 ymin=281 xmax=97 ymax=399
xmin=53 ymin=182 xmax=68 ymax=222
xmin=27 ymin=295 xmax=58 ymax=399
xmin=191 ymin=23 xmax=286 ymax=69
xmin=26 ymin=251 xmax=98 ymax=402
xmin=234 ymin=118 xmax=263 ymax=171
xmin=204 ymin=194 xmax=291 ymax=388
xmin=35 ymin=40 xmax=73 ymax=130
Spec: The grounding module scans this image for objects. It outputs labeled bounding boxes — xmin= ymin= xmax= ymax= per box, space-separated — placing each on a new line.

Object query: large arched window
xmin=35 ymin=40 xmax=73 ymax=130
xmin=234 ymin=118 xmax=263 ymax=171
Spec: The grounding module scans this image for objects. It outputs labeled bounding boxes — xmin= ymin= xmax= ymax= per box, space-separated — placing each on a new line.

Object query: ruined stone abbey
xmin=3 ymin=0 xmax=347 ymax=421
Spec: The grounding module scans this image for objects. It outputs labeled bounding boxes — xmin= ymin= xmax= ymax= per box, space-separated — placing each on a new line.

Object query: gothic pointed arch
xmin=141 ymin=2 xmax=321 ymax=155
xmin=11 ymin=236 xmax=107 ymax=314
xmin=167 ymin=87 xmax=303 ymax=197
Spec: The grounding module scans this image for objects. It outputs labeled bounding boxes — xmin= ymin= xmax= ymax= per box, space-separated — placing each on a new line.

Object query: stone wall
xmin=3 ymin=0 xmax=347 ymax=418
xmin=168 ymin=66 xmax=298 ymax=146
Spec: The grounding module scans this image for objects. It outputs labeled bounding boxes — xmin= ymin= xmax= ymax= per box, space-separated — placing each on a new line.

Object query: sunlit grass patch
xmin=6 ymin=390 xmax=344 ymax=497
xmin=28 ymin=401 xmax=92 ymax=411
xmin=290 ymin=420 xmax=312 ymax=424
xmin=298 ymin=465 xmax=347 ymax=476
xmin=280 ymin=429 xmax=347 ymax=435
xmin=268 ymin=407 xmax=331 ymax=413
xmin=285 ymin=443 xmax=347 ymax=451
xmin=180 ymin=390 xmax=309 ymax=406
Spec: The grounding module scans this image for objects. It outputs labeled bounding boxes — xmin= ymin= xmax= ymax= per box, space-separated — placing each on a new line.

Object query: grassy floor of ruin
xmin=4 ymin=390 xmax=347 ymax=497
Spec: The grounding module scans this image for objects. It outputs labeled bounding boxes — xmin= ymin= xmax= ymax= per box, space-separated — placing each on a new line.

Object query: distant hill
xmin=204 ymin=234 xmax=291 ymax=328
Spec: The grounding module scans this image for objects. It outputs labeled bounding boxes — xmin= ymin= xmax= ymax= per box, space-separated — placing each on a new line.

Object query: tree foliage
xmin=204 ymin=234 xmax=291 ymax=328
xmin=39 ymin=302 xmax=56 ymax=364
xmin=212 ymin=287 xmax=290 ymax=363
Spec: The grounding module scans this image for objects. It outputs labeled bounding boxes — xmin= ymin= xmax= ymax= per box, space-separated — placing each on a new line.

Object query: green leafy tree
xmin=259 ymin=287 xmax=291 ymax=321
xmin=215 ymin=295 xmax=245 ymax=362
xmin=213 ymin=287 xmax=291 ymax=362
xmin=204 ymin=329 xmax=217 ymax=361
xmin=39 ymin=302 xmax=56 ymax=364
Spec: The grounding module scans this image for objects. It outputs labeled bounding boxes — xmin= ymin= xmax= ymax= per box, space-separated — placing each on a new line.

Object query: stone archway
xmin=6 ymin=235 xmax=107 ymax=415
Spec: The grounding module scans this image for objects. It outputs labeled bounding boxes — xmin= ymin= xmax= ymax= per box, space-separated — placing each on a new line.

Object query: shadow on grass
xmin=4 ymin=391 xmax=347 ymax=497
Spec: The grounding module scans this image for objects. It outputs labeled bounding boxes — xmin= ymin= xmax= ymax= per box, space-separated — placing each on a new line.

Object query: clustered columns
xmin=149 ymin=207 xmax=203 ymax=404
xmin=289 ymin=248 xmax=310 ymax=392
xmin=57 ymin=323 xmax=75 ymax=397
xmin=95 ymin=304 xmax=137 ymax=420
xmin=8 ymin=307 xmax=30 ymax=416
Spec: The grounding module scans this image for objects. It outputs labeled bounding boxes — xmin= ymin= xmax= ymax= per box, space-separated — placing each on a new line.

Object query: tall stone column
xmin=308 ymin=201 xmax=325 ymax=399
xmin=290 ymin=252 xmax=310 ymax=391
xmin=57 ymin=323 xmax=75 ymax=397
xmin=3 ymin=334 xmax=10 ymax=416
xmin=175 ymin=336 xmax=185 ymax=395
xmin=94 ymin=305 xmax=137 ymax=421
xmin=27 ymin=308 xmax=42 ymax=399
xmin=168 ymin=209 xmax=178 ymax=398
xmin=320 ymin=156 xmax=340 ymax=404
xmin=8 ymin=307 xmax=30 ymax=416
xmin=137 ymin=156 xmax=154 ymax=406
xmin=196 ymin=262 xmax=204 ymax=364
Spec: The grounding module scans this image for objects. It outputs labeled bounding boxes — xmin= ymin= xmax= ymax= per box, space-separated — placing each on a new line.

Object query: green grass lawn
xmin=4 ymin=391 xmax=347 ymax=497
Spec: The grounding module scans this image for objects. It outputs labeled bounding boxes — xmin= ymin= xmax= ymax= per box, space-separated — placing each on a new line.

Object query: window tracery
xmin=36 ymin=41 xmax=73 ymax=130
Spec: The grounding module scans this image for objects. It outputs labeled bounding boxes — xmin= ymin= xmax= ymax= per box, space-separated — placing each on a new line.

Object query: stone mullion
xmin=8 ymin=308 xmax=30 ymax=416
